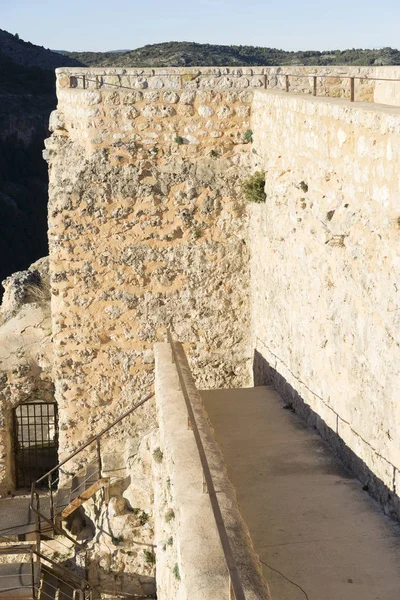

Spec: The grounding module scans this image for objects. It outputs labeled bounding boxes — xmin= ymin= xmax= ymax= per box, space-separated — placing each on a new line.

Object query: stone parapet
xmin=56 ymin=65 xmax=400 ymax=106
xmin=153 ymin=341 xmax=270 ymax=599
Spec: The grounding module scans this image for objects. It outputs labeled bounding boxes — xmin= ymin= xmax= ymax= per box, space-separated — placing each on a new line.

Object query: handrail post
xmin=264 ymin=74 xmax=268 ymax=89
xmin=48 ymin=473 xmax=54 ymax=524
xmin=95 ymin=75 xmax=99 ymax=89
xmin=313 ymin=76 xmax=317 ymax=97
xmin=285 ymin=74 xmax=289 ymax=92
xmin=30 ymin=549 xmax=36 ymax=600
xmin=229 ymin=575 xmax=234 ymax=599
xmin=350 ymin=77 xmax=355 ymax=102
xmin=82 ymin=75 xmax=86 ymax=90
xmin=96 ymin=438 xmax=102 ymax=476
xmin=34 ymin=493 xmax=41 ymax=562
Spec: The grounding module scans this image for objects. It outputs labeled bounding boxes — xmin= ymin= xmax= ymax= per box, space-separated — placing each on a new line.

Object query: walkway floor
xmin=0 ymin=495 xmax=50 ymax=538
xmin=201 ymin=386 xmax=400 ymax=600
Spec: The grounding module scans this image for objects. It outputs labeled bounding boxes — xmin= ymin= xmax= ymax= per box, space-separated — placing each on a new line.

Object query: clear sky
xmin=1 ymin=0 xmax=399 ymax=52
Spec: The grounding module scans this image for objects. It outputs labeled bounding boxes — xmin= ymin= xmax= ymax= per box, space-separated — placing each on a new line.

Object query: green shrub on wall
xmin=242 ymin=171 xmax=266 ymax=203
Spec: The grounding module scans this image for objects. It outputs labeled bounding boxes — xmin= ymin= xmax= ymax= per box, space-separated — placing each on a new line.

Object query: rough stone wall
xmin=47 ymin=70 xmax=253 ymax=458
xmin=46 ymin=66 xmax=400 ymax=506
xmin=250 ymin=90 xmax=400 ymax=516
xmin=0 ymin=258 xmax=53 ymax=495
xmin=83 ymin=426 xmax=157 ymax=599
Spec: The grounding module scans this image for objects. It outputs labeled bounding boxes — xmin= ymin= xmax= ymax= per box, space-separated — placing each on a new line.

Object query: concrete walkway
xmin=201 ymin=386 xmax=400 ymax=600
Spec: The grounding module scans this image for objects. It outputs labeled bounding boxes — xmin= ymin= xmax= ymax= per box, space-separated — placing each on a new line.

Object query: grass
xmin=174 ymin=136 xmax=184 ymax=145
xmin=242 ymin=171 xmax=266 ymax=204
xmin=139 ymin=511 xmax=149 ymax=526
xmin=25 ymin=273 xmax=51 ymax=304
xmin=243 ymin=129 xmax=253 ymax=143
xmin=143 ymin=550 xmax=156 ymax=564
xmin=173 ymin=564 xmax=181 ymax=581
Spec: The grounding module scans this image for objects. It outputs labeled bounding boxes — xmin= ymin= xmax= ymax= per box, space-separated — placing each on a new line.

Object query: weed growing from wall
xmin=243 ymin=129 xmax=253 ymax=143
xmin=173 ymin=564 xmax=181 ymax=581
xmin=144 ymin=550 xmax=156 ymax=564
xmin=242 ymin=171 xmax=266 ymax=203
xmin=139 ymin=511 xmax=149 ymax=526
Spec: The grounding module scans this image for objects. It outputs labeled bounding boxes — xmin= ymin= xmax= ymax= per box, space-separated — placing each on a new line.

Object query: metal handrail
xmin=35 ymin=392 xmax=154 ymax=485
xmin=68 ymin=70 xmax=400 ymax=82
xmin=30 ymin=392 xmax=154 ymax=548
xmin=34 ymin=550 xmax=91 ymax=590
xmin=166 ymin=330 xmax=245 ymax=600
xmin=68 ymin=71 xmax=400 ymax=105
xmin=0 ymin=541 xmax=92 ymax=600
xmin=273 ymin=72 xmax=400 ymax=82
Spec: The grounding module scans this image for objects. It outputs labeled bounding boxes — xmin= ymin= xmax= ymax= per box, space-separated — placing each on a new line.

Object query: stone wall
xmin=373 ymin=67 xmax=400 ymax=106
xmin=250 ymin=90 xmax=400 ymax=517
xmin=47 ymin=67 xmax=400 ymax=514
xmin=58 ymin=65 xmax=400 ymax=106
xmin=153 ymin=341 xmax=270 ymax=599
xmin=47 ymin=69 xmax=253 ymax=458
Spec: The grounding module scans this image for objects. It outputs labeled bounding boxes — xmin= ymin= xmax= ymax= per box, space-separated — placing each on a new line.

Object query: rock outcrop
xmin=0 ymin=257 xmax=53 ymax=495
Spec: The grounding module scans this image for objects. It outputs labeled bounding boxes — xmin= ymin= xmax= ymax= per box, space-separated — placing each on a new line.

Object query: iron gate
xmin=13 ymin=402 xmax=58 ymax=488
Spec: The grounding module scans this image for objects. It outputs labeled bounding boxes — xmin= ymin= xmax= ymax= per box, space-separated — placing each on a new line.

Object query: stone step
xmin=55 ymin=463 xmax=106 ymax=519
xmin=61 ymin=478 xmax=109 ymax=519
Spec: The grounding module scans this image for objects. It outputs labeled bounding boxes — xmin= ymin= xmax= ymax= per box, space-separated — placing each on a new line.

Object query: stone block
xmin=163 ymin=91 xmax=180 ymax=104
xmin=197 ymin=105 xmax=214 ymax=117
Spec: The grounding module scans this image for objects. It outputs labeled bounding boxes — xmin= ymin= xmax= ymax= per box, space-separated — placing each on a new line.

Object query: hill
xmin=61 ymin=41 xmax=400 ymax=68
xmin=0 ymin=28 xmax=81 ymax=69
xmin=0 ymin=31 xmax=82 ymax=294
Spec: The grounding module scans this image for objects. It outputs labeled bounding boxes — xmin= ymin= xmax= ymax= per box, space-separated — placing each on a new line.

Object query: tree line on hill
xmin=60 ymin=42 xmax=400 ymax=68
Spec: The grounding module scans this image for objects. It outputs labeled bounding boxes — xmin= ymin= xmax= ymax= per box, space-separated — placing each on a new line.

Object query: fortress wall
xmin=250 ymin=90 xmax=400 ymax=516
xmin=46 ymin=72 xmax=253 ymax=457
xmin=58 ymin=65 xmax=400 ymax=106
xmin=373 ymin=66 xmax=400 ymax=106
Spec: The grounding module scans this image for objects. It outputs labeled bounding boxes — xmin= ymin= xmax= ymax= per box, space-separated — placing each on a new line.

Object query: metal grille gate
xmin=13 ymin=402 xmax=58 ymax=488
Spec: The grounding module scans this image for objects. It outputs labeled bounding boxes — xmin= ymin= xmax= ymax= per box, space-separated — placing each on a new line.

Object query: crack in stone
xmin=260 ymin=559 xmax=309 ymax=600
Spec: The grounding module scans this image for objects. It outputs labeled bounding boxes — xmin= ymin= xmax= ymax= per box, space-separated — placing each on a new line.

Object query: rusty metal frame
xmin=13 ymin=402 xmax=58 ymax=489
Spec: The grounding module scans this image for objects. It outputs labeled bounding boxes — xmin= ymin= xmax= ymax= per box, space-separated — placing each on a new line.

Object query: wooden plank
xmin=61 ymin=479 xmax=109 ymax=518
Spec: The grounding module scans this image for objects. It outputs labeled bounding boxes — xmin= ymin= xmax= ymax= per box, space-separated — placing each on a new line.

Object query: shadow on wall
xmin=253 ymin=350 xmax=400 ymax=522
